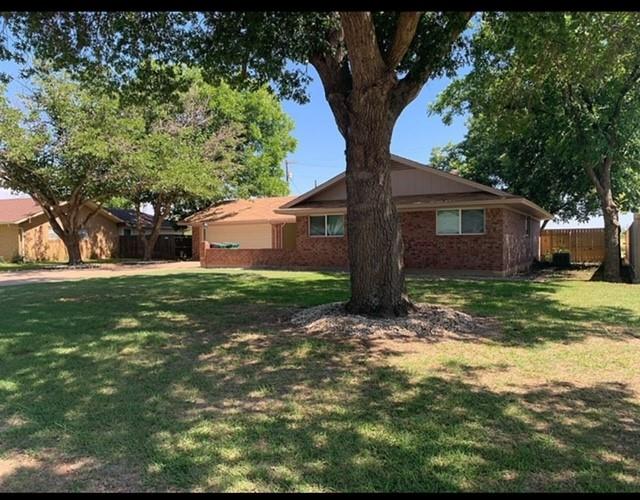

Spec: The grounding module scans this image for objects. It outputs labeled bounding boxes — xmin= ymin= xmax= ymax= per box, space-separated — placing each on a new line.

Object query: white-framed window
xmin=525 ymin=216 xmax=531 ymax=236
xmin=309 ymin=214 xmax=345 ymax=237
xmin=48 ymin=227 xmax=60 ymax=241
xmin=436 ymin=208 xmax=486 ymax=235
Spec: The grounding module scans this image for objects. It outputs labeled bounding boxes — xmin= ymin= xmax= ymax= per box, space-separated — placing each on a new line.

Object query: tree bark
xmin=601 ymin=192 xmax=621 ymax=282
xmin=585 ymin=158 xmax=621 ymax=281
xmin=63 ymin=233 xmax=83 ymax=266
xmin=343 ymin=106 xmax=411 ymax=316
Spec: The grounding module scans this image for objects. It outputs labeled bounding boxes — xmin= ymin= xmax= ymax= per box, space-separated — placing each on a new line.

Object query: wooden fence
xmin=119 ymin=235 xmax=192 ymax=260
xmin=540 ymin=228 xmax=606 ymax=263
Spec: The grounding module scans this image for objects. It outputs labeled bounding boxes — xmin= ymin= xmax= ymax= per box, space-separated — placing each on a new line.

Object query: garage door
xmin=207 ymin=223 xmax=272 ymax=249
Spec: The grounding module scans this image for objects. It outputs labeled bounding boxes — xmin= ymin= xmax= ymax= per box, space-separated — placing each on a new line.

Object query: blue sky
xmin=0 ymin=60 xmax=634 ymax=229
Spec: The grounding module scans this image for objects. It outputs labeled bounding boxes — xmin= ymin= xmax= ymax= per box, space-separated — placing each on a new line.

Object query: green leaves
xmin=116 ymin=65 xmax=295 ymax=218
xmin=0 ymin=72 xmax=133 ymax=204
xmin=431 ymin=12 xmax=640 ymax=220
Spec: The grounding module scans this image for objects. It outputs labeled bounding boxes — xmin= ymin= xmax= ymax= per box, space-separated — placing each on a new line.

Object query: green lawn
xmin=0 ymin=261 xmax=65 ymax=271
xmin=0 ymin=258 xmax=134 ymax=272
xmin=0 ymin=269 xmax=638 ymax=492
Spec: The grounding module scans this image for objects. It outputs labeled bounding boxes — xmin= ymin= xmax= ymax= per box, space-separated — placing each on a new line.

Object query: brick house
xmin=0 ymin=198 xmax=123 ymax=262
xmin=186 ymin=155 xmax=552 ymax=276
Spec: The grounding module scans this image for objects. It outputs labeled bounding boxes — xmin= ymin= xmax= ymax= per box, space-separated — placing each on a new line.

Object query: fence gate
xmin=540 ymin=228 xmax=606 ymax=263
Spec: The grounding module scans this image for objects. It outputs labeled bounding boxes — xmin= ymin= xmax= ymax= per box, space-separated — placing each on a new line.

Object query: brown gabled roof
xmin=0 ymin=198 xmax=42 ymax=223
xmin=0 ymin=198 xmax=125 ymax=225
xmin=183 ymin=196 xmax=297 ymax=226
xmin=276 ymin=154 xmax=553 ymax=220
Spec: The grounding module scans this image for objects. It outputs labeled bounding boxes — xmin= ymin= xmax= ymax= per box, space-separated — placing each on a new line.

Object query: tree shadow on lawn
xmin=0 ymin=271 xmax=638 ymax=491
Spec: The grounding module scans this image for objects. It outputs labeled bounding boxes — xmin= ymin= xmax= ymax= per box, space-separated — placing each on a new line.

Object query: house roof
xmin=105 ymin=208 xmax=178 ymax=230
xmin=183 ymin=196 xmax=297 ymax=226
xmin=276 ymin=154 xmax=553 ymax=220
xmin=0 ymin=198 xmax=125 ymax=225
xmin=0 ymin=198 xmax=42 ymax=224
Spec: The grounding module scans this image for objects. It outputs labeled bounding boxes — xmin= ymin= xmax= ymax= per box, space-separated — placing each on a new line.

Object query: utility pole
xmin=284 ymin=159 xmax=295 ymax=188
xmin=285 ymin=159 xmax=290 ymax=187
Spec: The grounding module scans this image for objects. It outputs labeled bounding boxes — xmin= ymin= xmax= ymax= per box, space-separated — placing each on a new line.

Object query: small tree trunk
xmin=63 ymin=233 xmax=83 ymax=266
xmin=142 ymin=208 xmax=167 ymax=261
xmin=141 ymin=238 xmax=152 ymax=261
xmin=601 ymin=194 xmax=621 ymax=281
xmin=343 ymin=96 xmax=411 ymax=317
xmin=142 ymin=232 xmax=159 ymax=261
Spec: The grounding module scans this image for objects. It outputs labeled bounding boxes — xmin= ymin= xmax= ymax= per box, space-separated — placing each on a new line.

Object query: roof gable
xmin=280 ymin=155 xmax=512 ymax=210
xmin=277 ymin=154 xmax=552 ymax=220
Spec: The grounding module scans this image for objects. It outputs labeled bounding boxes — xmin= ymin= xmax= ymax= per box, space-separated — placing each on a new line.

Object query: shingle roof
xmin=183 ymin=196 xmax=297 ymax=225
xmin=105 ymin=208 xmax=177 ymax=230
xmin=0 ymin=198 xmax=42 ymax=223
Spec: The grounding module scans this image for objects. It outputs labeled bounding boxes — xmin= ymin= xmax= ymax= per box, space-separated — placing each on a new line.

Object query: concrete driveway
xmin=0 ymin=261 xmax=200 ymax=287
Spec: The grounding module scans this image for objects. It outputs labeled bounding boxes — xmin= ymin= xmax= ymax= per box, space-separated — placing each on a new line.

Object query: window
xmin=48 ymin=227 xmax=60 ymax=241
xmin=436 ymin=209 xmax=485 ymax=235
xmin=309 ymin=215 xmax=345 ymax=237
xmin=78 ymin=229 xmax=89 ymax=240
xmin=525 ymin=216 xmax=531 ymax=236
xmin=123 ymin=228 xmax=132 ymax=237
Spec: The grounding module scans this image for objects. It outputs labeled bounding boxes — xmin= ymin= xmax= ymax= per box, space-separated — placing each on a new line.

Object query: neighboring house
xmin=188 ymin=155 xmax=553 ymax=275
xmin=184 ymin=196 xmax=297 ymax=260
xmin=0 ymin=198 xmax=122 ymax=262
xmin=105 ymin=208 xmax=188 ymax=237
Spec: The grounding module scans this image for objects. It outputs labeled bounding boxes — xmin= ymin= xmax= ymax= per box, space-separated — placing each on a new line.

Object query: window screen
xmin=437 ymin=210 xmax=460 ymax=234
xmin=461 ymin=209 xmax=485 ymax=234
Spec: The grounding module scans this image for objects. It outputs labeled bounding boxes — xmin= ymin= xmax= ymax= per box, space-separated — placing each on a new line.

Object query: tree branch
xmin=391 ymin=12 xmax=473 ymax=117
xmin=339 ymin=11 xmax=387 ymax=86
xmin=309 ymin=17 xmax=352 ymax=137
xmin=584 ymin=162 xmax=605 ymax=197
xmin=82 ymin=201 xmax=103 ymax=226
xmin=385 ymin=12 xmax=422 ymax=69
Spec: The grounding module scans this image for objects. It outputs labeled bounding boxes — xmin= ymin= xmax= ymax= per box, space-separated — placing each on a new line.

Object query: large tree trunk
xmin=63 ymin=233 xmax=83 ymax=266
xmin=586 ymin=158 xmax=621 ymax=282
xmin=601 ymin=192 xmax=621 ymax=281
xmin=309 ymin=11 xmax=471 ymax=316
xmin=344 ymin=98 xmax=410 ymax=316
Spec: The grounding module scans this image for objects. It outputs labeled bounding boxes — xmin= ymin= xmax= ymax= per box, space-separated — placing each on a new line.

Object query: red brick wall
xmin=402 ymin=208 xmax=504 ymax=271
xmin=291 ymin=215 xmax=348 ymax=267
xmin=201 ymin=209 xmax=538 ymax=274
xmin=201 ymin=245 xmax=294 ymax=268
xmin=502 ymin=210 xmax=539 ymax=273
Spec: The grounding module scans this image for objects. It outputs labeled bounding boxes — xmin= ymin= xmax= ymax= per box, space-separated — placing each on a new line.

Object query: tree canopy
xmin=431 ymin=12 xmax=640 ymax=280
xmin=0 ymin=71 xmax=137 ymax=263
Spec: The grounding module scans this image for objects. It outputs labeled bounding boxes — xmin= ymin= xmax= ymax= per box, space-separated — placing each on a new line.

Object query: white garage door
xmin=207 ymin=223 xmax=272 ymax=249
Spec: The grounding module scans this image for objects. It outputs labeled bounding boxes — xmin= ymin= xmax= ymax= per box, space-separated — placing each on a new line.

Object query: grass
xmin=0 ymin=261 xmax=66 ymax=271
xmin=0 ymin=268 xmax=638 ymax=492
xmin=0 ymin=258 xmax=137 ymax=272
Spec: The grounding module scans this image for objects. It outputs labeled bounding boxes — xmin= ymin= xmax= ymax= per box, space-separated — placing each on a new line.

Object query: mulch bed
xmin=291 ymin=301 xmax=498 ymax=340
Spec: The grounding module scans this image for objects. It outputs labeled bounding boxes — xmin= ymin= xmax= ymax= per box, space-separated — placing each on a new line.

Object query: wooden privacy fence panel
xmin=119 ymin=235 xmax=192 ymax=260
xmin=540 ymin=228 xmax=606 ymax=263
